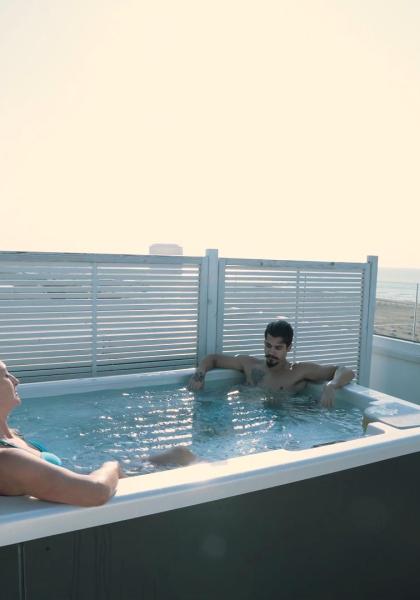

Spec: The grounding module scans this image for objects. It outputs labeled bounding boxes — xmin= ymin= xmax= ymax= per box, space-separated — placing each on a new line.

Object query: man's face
xmin=264 ymin=334 xmax=290 ymax=368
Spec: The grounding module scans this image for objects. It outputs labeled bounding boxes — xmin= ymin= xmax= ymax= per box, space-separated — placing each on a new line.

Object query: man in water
xmin=188 ymin=320 xmax=354 ymax=407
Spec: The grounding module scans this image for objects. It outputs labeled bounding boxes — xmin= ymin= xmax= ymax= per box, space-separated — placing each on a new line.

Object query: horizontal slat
xmin=223 ymin=323 xmax=360 ymax=338
xmin=97 ymin=268 xmax=199 ymax=276
xmin=96 ymin=319 xmax=197 ymax=330
xmin=0 ymin=285 xmax=92 ymax=293
xmin=96 ymin=294 xmax=199 ymax=301
xmin=0 ymin=277 xmax=92 ymax=284
xmin=224 ymin=315 xmax=361 ymax=325
xmin=0 ymin=340 xmax=93 ymax=351
xmin=96 ymin=303 xmax=198 ymax=311
xmin=0 ymin=293 xmax=92 ymax=301
xmin=0 ymin=266 xmax=92 ymax=274
xmin=98 ymin=308 xmax=198 ymax=323
xmin=95 ymin=358 xmax=194 ymax=372
xmin=97 ymin=340 xmax=197 ymax=357
xmin=5 ymin=356 xmax=93 ymax=368
xmin=0 ymin=334 xmax=93 ymax=344
xmin=0 ymin=320 xmax=92 ymax=331
xmin=96 ymin=336 xmax=197 ymax=348
xmin=224 ymin=335 xmax=359 ymax=349
xmin=296 ymin=342 xmax=360 ymax=351
xmin=0 ymin=326 xmax=92 ymax=336
xmin=5 ymin=358 xmax=94 ymax=369
xmin=3 ymin=342 xmax=193 ymax=357
xmin=96 ymin=285 xmax=199 ymax=293
xmin=97 ymin=351 xmax=196 ymax=364
xmin=225 ymin=260 xmax=365 ymax=268
xmin=97 ymin=323 xmax=197 ymax=333
xmin=97 ymin=273 xmax=199 ymax=281
xmin=4 ymin=350 xmax=93 ymax=360
xmin=224 ymin=282 xmax=362 ymax=290
xmin=0 ymin=300 xmax=93 ymax=308
xmin=0 ymin=308 xmax=93 ymax=316
xmin=98 ymin=312 xmax=198 ymax=326
xmin=0 ymin=252 xmax=202 ymax=265
xmin=97 ymin=333 xmax=197 ymax=343
xmin=294 ymin=350 xmax=360 ymax=359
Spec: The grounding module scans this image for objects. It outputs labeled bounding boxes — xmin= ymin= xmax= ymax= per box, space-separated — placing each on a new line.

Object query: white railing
xmin=0 ymin=251 xmax=377 ymax=384
xmin=375 ymin=281 xmax=420 ymax=343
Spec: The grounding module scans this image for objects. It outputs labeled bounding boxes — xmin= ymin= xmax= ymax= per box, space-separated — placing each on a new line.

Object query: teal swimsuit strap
xmin=27 ymin=439 xmax=49 ymax=452
xmin=0 ymin=439 xmax=17 ymax=449
xmin=0 ymin=438 xmax=46 ymax=451
xmin=0 ymin=437 xmax=62 ymax=466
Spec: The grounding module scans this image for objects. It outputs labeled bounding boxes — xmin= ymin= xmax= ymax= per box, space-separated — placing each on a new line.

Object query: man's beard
xmin=265 ymin=356 xmax=278 ymax=368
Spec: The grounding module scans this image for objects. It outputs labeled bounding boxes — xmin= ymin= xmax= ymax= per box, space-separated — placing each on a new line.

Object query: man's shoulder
xmin=293 ymin=360 xmax=325 ymax=366
xmin=289 ymin=361 xmax=321 ymax=374
xmin=234 ymin=355 xmax=263 ymax=367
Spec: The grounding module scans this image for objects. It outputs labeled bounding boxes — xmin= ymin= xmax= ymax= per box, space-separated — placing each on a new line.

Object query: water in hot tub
xmin=12 ymin=383 xmax=367 ymax=475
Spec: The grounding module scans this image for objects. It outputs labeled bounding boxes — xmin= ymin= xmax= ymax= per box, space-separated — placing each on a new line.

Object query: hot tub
xmin=2 ymin=368 xmax=420 ymax=600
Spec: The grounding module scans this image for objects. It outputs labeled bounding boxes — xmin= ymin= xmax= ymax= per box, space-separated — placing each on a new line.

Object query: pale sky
xmin=1 ymin=1 xmax=419 ymax=267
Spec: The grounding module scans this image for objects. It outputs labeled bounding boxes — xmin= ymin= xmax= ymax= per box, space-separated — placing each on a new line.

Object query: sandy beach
xmin=374 ymin=299 xmax=420 ymax=342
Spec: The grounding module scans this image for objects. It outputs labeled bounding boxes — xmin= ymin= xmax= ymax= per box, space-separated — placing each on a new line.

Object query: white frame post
xmin=358 ymin=255 xmax=378 ymax=386
xmin=197 ymin=249 xmax=219 ymax=363
xmin=205 ymin=249 xmax=219 ymax=357
xmin=91 ymin=262 xmax=98 ymax=376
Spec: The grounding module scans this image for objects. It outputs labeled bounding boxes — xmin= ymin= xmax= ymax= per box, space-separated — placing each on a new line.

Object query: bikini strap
xmin=0 ymin=439 xmax=17 ymax=449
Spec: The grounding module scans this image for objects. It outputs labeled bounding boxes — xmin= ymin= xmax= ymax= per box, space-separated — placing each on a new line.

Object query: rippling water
xmin=12 ymin=383 xmax=366 ymax=475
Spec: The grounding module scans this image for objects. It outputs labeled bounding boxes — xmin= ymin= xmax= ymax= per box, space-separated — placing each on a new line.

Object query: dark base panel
xmin=0 ymin=544 xmax=21 ymax=599
xmin=3 ymin=451 xmax=420 ymax=600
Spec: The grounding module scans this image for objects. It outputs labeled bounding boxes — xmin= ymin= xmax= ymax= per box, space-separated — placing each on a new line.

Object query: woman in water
xmin=0 ymin=360 xmax=196 ymax=506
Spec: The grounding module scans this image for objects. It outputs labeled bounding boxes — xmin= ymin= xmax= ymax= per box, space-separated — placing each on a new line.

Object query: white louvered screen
xmin=94 ymin=261 xmax=201 ymax=375
xmin=0 ymin=261 xmax=94 ymax=381
xmin=217 ymin=259 xmax=375 ymax=380
xmin=0 ymin=252 xmax=376 ymax=384
xmin=0 ymin=253 xmax=204 ymax=381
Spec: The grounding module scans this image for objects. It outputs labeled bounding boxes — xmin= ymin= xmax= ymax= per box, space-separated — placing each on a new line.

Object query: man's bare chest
xmin=245 ymin=363 xmax=304 ymax=392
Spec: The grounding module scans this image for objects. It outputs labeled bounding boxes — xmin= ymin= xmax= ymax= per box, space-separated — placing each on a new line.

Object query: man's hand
xmin=188 ymin=370 xmax=206 ymax=391
xmin=320 ymin=381 xmax=336 ymax=408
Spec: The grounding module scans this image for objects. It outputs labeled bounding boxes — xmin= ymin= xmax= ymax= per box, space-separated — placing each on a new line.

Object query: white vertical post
xmin=413 ymin=283 xmax=419 ymax=341
xmin=91 ymin=262 xmax=98 ymax=376
xmin=292 ymin=270 xmax=301 ymax=363
xmin=215 ymin=258 xmax=227 ymax=353
xmin=358 ymin=255 xmax=378 ymax=386
xmin=205 ymin=249 xmax=219 ymax=356
xmin=197 ymin=255 xmax=209 ymax=363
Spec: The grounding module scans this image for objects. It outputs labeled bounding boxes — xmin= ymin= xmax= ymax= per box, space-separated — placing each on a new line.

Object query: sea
xmin=377 ymin=268 xmax=420 ymax=303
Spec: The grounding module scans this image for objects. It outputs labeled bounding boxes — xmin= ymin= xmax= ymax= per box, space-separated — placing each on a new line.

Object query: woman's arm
xmin=0 ymin=449 xmax=122 ymax=506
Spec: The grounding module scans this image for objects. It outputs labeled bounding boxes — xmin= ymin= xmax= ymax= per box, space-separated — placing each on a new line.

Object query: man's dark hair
xmin=264 ymin=320 xmax=294 ymax=348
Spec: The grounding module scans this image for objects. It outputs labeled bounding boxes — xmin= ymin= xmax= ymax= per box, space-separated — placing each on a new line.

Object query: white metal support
xmin=292 ymin=269 xmax=301 ymax=363
xmin=215 ymin=258 xmax=227 ymax=354
xmin=197 ymin=255 xmax=209 ymax=363
xmin=91 ymin=262 xmax=98 ymax=376
xmin=205 ymin=249 xmax=219 ymax=357
xmin=358 ymin=255 xmax=378 ymax=385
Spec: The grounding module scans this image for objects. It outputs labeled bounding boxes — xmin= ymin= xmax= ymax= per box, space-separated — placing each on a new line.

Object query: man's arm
xmin=188 ymin=354 xmax=253 ymax=390
xmin=0 ymin=449 xmax=122 ymax=506
xmin=299 ymin=363 xmax=355 ymax=408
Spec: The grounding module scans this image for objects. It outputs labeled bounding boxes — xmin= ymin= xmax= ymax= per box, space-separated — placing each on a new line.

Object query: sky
xmin=1 ymin=0 xmax=420 ymax=268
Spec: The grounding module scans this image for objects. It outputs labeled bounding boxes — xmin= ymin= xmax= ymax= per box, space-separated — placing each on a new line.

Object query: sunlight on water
xmin=13 ymin=383 xmax=366 ymax=476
